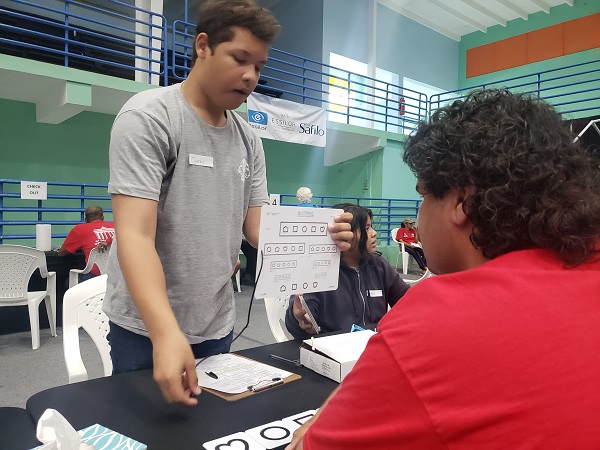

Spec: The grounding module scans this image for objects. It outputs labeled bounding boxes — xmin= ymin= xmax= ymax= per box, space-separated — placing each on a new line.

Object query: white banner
xmin=247 ymin=93 xmax=327 ymax=147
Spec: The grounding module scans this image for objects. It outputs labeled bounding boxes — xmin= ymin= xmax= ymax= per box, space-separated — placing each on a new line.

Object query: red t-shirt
xmin=61 ymin=220 xmax=115 ymax=275
xmin=304 ymin=249 xmax=600 ymax=449
xmin=396 ymin=227 xmax=417 ymax=244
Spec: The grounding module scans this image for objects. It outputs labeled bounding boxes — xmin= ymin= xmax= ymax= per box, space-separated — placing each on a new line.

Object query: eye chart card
xmin=254 ymin=205 xmax=342 ymax=298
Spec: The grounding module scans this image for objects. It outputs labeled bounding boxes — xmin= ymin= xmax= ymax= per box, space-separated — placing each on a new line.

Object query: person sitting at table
xmin=396 ymin=217 xmax=427 ymax=274
xmin=285 ymin=89 xmax=600 ymax=450
xmin=285 ymin=203 xmax=410 ymax=339
xmin=58 ymin=206 xmax=114 ymax=282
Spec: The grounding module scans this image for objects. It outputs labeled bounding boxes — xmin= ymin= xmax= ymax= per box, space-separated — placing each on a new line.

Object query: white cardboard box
xmin=300 ymin=330 xmax=376 ymax=383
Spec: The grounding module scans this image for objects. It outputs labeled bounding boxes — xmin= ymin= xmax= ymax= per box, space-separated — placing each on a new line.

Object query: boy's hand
xmin=152 ymin=330 xmax=201 ymax=406
xmin=329 ymin=212 xmax=353 ymax=251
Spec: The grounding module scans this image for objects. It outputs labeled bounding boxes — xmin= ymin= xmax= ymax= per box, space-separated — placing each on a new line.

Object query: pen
xmin=205 ymin=371 xmax=218 ymax=379
xmin=299 ymin=295 xmax=321 ymax=334
xmin=269 ymin=353 xmax=301 ymax=366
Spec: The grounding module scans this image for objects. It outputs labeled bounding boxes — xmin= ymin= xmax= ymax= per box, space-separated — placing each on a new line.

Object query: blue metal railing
xmin=1 ymin=0 xmax=167 ymax=85
xmin=430 ymin=59 xmax=600 ymax=118
xmin=169 ymin=20 xmax=426 ymax=134
xmin=2 ymin=0 xmax=598 ymax=127
xmin=0 ymin=179 xmax=112 ymax=245
xmin=0 ymin=179 xmax=417 ymax=247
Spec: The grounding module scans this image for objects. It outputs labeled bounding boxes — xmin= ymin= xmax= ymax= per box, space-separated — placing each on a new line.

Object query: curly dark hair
xmin=403 ymin=89 xmax=600 ymax=266
xmin=332 ymin=203 xmax=373 ymax=258
xmin=192 ymin=0 xmax=280 ymax=65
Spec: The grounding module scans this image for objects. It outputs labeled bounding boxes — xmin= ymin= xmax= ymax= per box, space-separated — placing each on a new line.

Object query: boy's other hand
xmin=329 ymin=212 xmax=353 ymax=251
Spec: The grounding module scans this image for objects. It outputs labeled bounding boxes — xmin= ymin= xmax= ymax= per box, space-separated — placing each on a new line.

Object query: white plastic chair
xmin=391 ymin=227 xmax=410 ymax=275
xmin=69 ymin=245 xmax=111 ymax=288
xmin=0 ymin=245 xmax=56 ymax=349
xmin=404 ymin=268 xmax=434 ymax=286
xmin=63 ymin=274 xmax=112 ymax=383
xmin=264 ymin=297 xmax=293 ymax=342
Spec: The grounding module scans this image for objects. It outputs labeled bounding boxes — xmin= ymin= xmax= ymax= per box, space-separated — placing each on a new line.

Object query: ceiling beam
xmin=527 ymin=0 xmax=550 ymax=14
xmin=461 ymin=0 xmax=507 ymax=27
xmin=495 ymin=0 xmax=529 ymax=20
xmin=378 ymin=0 xmax=461 ymax=41
xmin=422 ymin=0 xmax=488 ymax=32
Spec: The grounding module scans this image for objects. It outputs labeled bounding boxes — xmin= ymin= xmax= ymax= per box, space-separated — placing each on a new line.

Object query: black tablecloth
xmin=0 ymin=407 xmax=39 ymax=450
xmin=26 ymin=340 xmax=337 ymax=449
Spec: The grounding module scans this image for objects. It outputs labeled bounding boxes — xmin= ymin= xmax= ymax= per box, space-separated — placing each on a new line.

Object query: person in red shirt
xmin=58 ymin=206 xmax=115 ymax=278
xmin=286 ymin=89 xmax=600 ymax=450
xmin=396 ymin=217 xmax=427 ymax=273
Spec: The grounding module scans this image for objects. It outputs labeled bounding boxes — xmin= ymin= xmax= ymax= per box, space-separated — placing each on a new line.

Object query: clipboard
xmin=197 ymin=353 xmax=301 ymax=402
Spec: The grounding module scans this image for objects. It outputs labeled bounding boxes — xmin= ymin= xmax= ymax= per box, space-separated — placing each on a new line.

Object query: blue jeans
xmin=108 ymin=321 xmax=234 ymax=374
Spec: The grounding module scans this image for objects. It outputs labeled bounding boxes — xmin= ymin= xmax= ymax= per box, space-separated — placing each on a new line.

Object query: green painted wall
xmin=381 ymin=138 xmax=417 ymax=201
xmin=0 ymin=98 xmax=113 ymax=184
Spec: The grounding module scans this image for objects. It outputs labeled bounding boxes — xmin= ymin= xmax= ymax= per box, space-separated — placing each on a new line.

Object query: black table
xmin=0 ymin=251 xmax=85 ymax=335
xmin=0 ymin=407 xmax=39 ymax=450
xmin=26 ymin=340 xmax=336 ymax=449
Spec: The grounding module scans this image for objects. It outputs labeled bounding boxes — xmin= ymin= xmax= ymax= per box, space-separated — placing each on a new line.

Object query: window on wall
xmin=401 ymin=78 xmax=444 ymax=135
xmin=328 ymin=53 xmax=401 ymax=130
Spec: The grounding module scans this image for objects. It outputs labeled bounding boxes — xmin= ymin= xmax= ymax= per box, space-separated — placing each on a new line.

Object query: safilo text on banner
xmin=247 ymin=93 xmax=327 ymax=147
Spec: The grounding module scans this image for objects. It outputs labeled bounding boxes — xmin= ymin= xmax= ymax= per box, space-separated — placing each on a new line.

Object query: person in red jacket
xmin=286 ymin=89 xmax=600 ymax=450
xmin=58 ymin=206 xmax=114 ymax=278
xmin=395 ymin=217 xmax=427 ymax=273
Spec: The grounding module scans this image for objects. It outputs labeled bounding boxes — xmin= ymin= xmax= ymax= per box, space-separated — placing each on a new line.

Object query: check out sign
xmin=21 ymin=181 xmax=47 ymax=200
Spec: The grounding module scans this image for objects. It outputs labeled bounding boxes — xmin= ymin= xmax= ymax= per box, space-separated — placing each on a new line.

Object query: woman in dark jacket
xmin=285 ymin=203 xmax=410 ymax=339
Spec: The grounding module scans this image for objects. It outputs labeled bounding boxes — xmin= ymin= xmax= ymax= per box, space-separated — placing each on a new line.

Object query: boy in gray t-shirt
xmin=105 ymin=0 xmax=354 ymax=407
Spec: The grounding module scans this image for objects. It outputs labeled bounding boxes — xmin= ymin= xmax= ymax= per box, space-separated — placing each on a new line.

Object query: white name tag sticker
xmin=369 ymin=290 xmax=383 ymax=297
xmin=189 ymin=154 xmax=214 ymax=167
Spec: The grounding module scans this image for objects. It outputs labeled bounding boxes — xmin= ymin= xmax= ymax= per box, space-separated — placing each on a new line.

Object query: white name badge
xmin=189 ymin=154 xmax=214 ymax=167
xmin=369 ymin=290 xmax=383 ymax=297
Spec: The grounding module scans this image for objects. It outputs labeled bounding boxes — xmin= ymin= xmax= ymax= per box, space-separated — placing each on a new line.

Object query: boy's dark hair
xmin=403 ymin=88 xmax=600 ymax=266
xmin=192 ymin=0 xmax=280 ymax=65
xmin=332 ymin=203 xmax=373 ymax=258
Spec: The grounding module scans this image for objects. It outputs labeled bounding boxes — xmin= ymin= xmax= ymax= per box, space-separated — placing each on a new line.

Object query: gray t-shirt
xmin=104 ymin=83 xmax=269 ymax=343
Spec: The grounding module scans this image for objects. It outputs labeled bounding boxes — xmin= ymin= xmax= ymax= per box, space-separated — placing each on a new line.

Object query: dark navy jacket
xmin=285 ymin=254 xmax=410 ymax=339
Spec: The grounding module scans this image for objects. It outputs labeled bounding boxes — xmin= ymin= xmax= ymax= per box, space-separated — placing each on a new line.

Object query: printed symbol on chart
xmin=313 ymin=282 xmax=318 ymax=288
xmin=245 ymin=420 xmax=296 ymax=448
xmin=271 ymin=260 xmax=297 ymax=270
xmin=303 ymin=282 xmax=308 ymax=289
xmin=280 ymin=285 xmax=286 ymax=292
xmin=259 ymin=426 xmax=291 ymax=441
xmin=313 ymin=260 xmax=331 ymax=267
xmin=215 ymin=439 xmax=250 ymax=450
xmin=309 ymin=244 xmax=337 ymax=254
xmin=264 ymin=243 xmax=304 ymax=255
xmin=203 ymin=431 xmax=263 ymax=450
xmin=282 ymin=410 xmax=317 ymax=430
xmin=292 ymin=284 xmax=297 ymax=290
xmin=279 ymin=222 xmax=328 ymax=237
